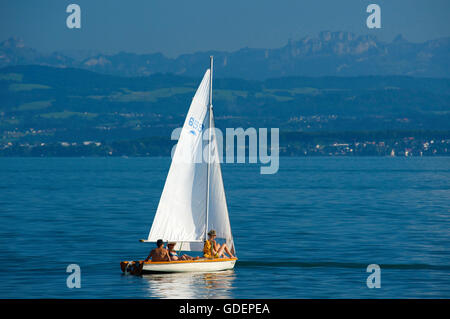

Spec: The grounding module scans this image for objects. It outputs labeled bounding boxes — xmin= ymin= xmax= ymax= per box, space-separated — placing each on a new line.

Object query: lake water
xmin=0 ymin=157 xmax=449 ymax=298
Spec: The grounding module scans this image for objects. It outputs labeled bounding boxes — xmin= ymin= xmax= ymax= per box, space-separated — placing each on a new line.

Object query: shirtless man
xmin=144 ymin=239 xmax=171 ymax=262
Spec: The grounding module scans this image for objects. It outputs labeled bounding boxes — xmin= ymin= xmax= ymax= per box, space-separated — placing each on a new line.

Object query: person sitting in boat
xmin=203 ymin=230 xmax=234 ymax=259
xmin=144 ymin=239 xmax=171 ymax=262
xmin=167 ymin=242 xmax=200 ymax=261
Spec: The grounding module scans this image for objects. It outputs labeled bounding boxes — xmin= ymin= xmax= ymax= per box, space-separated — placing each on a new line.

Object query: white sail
xmin=147 ymin=67 xmax=234 ymax=253
xmin=206 ymin=111 xmax=235 ymax=254
xmin=147 ymin=70 xmax=210 ymax=249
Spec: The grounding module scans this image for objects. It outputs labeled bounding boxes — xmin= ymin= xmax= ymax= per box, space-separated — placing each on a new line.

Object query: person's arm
xmin=166 ymin=249 xmax=171 ymax=261
xmin=211 ymin=240 xmax=218 ymax=253
xmin=144 ymin=250 xmax=154 ymax=262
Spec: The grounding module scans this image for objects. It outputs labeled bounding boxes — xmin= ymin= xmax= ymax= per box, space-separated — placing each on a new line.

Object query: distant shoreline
xmin=0 ymin=155 xmax=448 ymax=158
xmin=1 ymin=130 xmax=448 ymax=157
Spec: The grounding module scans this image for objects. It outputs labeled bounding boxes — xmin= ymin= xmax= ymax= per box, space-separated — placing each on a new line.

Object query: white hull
xmin=142 ymin=258 xmax=237 ymax=273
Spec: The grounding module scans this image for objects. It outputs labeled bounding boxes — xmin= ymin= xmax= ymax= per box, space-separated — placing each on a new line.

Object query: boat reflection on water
xmin=142 ymin=270 xmax=236 ymax=299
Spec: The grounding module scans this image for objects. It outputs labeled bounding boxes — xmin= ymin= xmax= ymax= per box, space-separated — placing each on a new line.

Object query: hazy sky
xmin=0 ymin=0 xmax=449 ymax=57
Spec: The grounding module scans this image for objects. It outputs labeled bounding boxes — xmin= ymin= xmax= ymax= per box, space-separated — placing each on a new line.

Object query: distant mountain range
xmin=1 ymin=31 xmax=449 ymax=79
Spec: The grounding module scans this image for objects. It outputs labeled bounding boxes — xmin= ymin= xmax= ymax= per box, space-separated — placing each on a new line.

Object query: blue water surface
xmin=0 ymin=157 xmax=449 ymax=298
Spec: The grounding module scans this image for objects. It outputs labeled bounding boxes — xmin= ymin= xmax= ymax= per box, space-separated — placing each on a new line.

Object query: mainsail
xmin=147 ymin=62 xmax=235 ymax=253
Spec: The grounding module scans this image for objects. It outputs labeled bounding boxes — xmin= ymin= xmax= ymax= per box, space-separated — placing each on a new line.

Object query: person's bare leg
xmin=181 ymin=254 xmax=200 ymax=260
xmin=217 ymin=244 xmax=233 ymax=258
xmin=216 ymin=244 xmax=226 ymax=257
xmin=223 ymin=245 xmax=234 ymax=258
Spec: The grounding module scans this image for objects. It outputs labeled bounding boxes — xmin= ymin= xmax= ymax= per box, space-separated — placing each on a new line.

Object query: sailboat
xmin=121 ymin=57 xmax=237 ymax=273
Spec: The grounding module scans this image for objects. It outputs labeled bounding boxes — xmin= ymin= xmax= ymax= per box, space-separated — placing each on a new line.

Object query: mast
xmin=205 ymin=56 xmax=213 ymax=241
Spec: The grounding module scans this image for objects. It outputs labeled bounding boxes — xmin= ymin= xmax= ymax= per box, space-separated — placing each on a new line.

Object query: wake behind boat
xmin=121 ymin=57 xmax=237 ymax=274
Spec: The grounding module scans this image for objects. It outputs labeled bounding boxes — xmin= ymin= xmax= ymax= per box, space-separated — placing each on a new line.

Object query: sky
xmin=0 ymin=0 xmax=449 ymax=57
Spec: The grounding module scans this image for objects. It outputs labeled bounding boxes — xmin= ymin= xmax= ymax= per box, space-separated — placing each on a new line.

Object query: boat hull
xmin=141 ymin=258 xmax=237 ymax=273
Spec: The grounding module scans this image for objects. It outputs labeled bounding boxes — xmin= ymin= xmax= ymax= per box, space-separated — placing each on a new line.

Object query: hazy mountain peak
xmin=1 ymin=37 xmax=25 ymax=49
xmin=393 ymin=34 xmax=407 ymax=43
xmin=0 ymin=31 xmax=449 ymax=78
xmin=318 ymin=31 xmax=355 ymax=42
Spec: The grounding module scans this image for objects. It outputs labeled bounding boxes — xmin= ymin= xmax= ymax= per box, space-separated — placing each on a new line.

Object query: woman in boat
xmin=167 ymin=242 xmax=199 ymax=261
xmin=203 ymin=230 xmax=234 ymax=259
